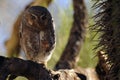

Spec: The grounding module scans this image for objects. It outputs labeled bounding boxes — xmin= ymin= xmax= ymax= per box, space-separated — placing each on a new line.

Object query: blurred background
xmin=0 ymin=0 xmax=98 ymax=71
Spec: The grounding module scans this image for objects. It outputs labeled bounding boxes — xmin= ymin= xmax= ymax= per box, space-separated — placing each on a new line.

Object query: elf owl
xmin=20 ymin=6 xmax=55 ymax=65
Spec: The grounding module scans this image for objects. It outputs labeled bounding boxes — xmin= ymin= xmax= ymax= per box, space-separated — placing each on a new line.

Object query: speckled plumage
xmin=20 ymin=6 xmax=55 ymax=64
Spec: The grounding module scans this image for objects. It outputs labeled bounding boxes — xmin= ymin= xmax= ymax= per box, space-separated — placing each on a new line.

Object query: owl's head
xmin=22 ymin=6 xmax=53 ymax=30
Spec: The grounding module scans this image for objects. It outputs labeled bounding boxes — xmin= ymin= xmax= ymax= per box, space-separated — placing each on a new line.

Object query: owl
xmin=20 ymin=6 xmax=55 ymax=65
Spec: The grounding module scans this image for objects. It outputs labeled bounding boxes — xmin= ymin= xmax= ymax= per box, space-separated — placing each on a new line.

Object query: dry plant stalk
xmin=55 ymin=0 xmax=87 ymax=70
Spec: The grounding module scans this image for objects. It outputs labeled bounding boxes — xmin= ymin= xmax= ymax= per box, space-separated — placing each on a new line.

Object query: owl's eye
xmin=40 ymin=14 xmax=47 ymax=21
xmin=30 ymin=14 xmax=36 ymax=20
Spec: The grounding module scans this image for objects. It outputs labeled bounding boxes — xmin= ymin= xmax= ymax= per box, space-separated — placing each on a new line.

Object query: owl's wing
xmin=20 ymin=25 xmax=40 ymax=59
